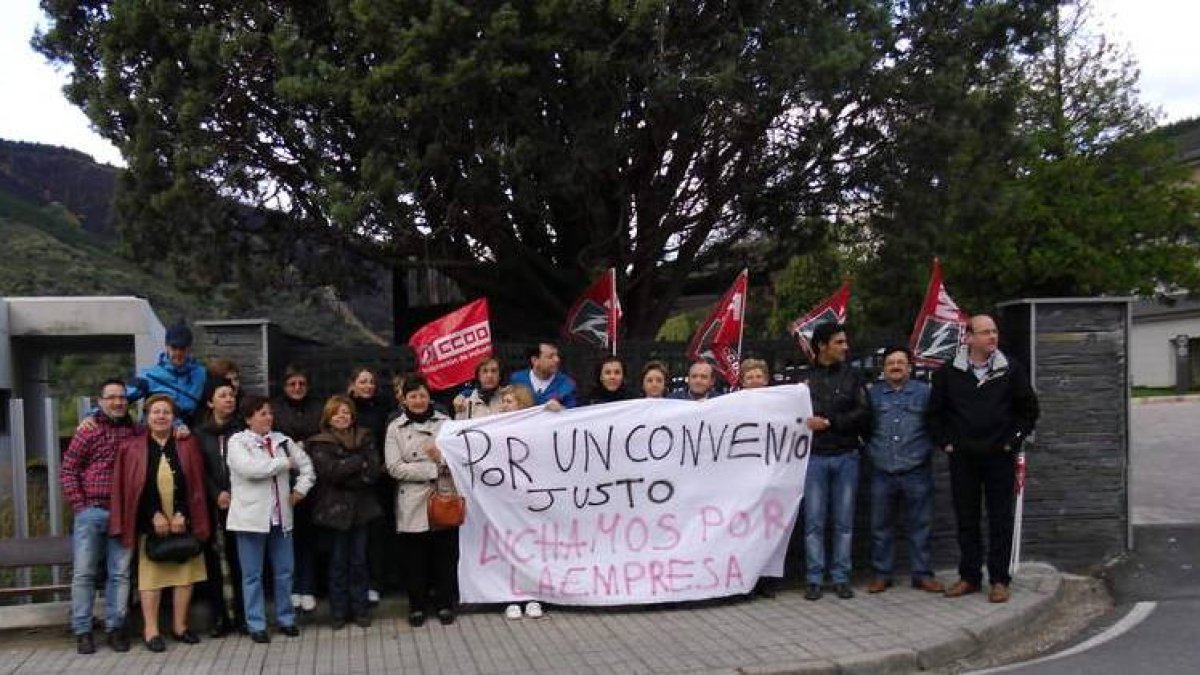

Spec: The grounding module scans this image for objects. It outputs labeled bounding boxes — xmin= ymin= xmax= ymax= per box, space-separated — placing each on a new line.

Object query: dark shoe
xmin=143 ymin=635 xmax=166 ymax=653
xmin=249 ymin=630 xmax=270 ymax=644
xmin=437 ymin=608 xmax=455 ymax=625
xmin=279 ymin=624 xmax=300 ymax=637
xmin=408 ymin=611 xmax=426 ymax=627
xmin=867 ymin=578 xmax=891 ymax=594
xmin=354 ymin=615 xmax=372 ymax=628
xmin=106 ymin=630 xmax=130 ymax=653
xmin=913 ymin=577 xmax=946 ymax=593
xmin=76 ymin=633 xmax=95 ymax=655
xmin=804 ymin=584 xmax=822 ymax=601
xmin=235 ymin=621 xmax=250 ymax=636
xmin=172 ymin=629 xmax=200 ymax=644
xmin=944 ymin=579 xmax=980 ymax=598
xmin=834 ymin=583 xmax=855 ymax=599
xmin=332 ymin=618 xmax=347 ymax=631
xmin=209 ymin=618 xmax=233 ymax=638
xmin=988 ymin=582 xmax=1011 ymax=603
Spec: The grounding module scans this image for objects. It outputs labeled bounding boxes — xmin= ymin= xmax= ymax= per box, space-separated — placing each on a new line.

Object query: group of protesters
xmin=63 ymin=313 xmax=1038 ymax=654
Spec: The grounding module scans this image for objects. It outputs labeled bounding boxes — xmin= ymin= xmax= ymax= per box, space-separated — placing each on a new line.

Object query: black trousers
xmin=397 ymin=529 xmax=458 ymax=613
xmin=199 ymin=519 xmax=245 ymax=626
xmin=949 ymin=451 xmax=1017 ymax=586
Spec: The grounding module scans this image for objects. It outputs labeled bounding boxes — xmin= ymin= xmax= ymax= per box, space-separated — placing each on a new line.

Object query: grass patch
xmin=1132 ymin=386 xmax=1200 ymax=397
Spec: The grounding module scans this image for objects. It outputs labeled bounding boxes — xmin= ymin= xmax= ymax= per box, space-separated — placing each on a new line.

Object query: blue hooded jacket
xmin=128 ymin=352 xmax=208 ymax=423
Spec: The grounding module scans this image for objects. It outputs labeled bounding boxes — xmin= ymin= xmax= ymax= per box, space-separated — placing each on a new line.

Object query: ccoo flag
xmin=790 ymin=282 xmax=851 ymax=362
xmin=407 ymin=298 xmax=493 ymax=390
xmin=909 ymin=258 xmax=970 ymax=366
xmin=563 ymin=268 xmax=621 ymax=354
xmin=686 ymin=270 xmax=748 ymax=386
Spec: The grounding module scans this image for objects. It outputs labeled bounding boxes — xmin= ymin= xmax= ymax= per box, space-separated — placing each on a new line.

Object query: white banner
xmin=437 ymin=384 xmax=813 ymax=605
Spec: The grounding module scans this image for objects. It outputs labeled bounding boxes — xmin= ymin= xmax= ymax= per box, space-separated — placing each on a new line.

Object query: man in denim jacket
xmin=865 ymin=346 xmax=944 ymax=594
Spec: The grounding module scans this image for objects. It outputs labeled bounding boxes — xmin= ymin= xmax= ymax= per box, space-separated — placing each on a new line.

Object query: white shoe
xmin=504 ymin=604 xmax=523 ymax=620
xmin=290 ymin=594 xmax=303 ymax=610
xmin=367 ymin=589 xmax=380 ymax=604
xmin=524 ymin=602 xmax=544 ymax=619
xmin=300 ymin=595 xmax=317 ymax=612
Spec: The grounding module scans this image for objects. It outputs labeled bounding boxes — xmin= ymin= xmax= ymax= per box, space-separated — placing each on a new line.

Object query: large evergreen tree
xmin=35 ymin=0 xmax=898 ymax=338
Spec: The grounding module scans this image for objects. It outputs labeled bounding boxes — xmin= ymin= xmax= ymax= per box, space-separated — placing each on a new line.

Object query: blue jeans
xmin=236 ymin=527 xmax=296 ymax=632
xmin=870 ymin=466 xmax=935 ymax=582
xmin=327 ymin=525 xmax=369 ymax=620
xmin=804 ymin=452 xmax=859 ymax=585
xmin=70 ymin=507 xmax=132 ymax=634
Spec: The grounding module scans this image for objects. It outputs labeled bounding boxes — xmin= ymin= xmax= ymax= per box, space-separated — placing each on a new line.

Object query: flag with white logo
xmin=563 ymin=268 xmax=621 ymax=354
xmin=909 ymin=259 xmax=970 ymax=367
xmin=687 ymin=270 xmax=748 ymax=386
xmin=789 ymin=282 xmax=851 ymax=362
xmin=408 ymin=298 xmax=493 ymax=390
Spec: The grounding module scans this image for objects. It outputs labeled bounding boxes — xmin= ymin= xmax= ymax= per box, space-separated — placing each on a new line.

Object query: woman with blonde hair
xmin=306 ymin=395 xmax=382 ymax=629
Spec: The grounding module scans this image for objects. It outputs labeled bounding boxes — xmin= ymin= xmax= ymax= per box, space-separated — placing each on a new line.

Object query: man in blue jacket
xmin=865 ymin=346 xmax=944 ymax=595
xmin=128 ymin=321 xmax=208 ymax=424
xmin=509 ymin=340 xmax=577 ymax=408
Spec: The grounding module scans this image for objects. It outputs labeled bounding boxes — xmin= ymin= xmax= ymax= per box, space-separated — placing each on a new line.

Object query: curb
xmin=736 ymin=564 xmax=1065 ymax=675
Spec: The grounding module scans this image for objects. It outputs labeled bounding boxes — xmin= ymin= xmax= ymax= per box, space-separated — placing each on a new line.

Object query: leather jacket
xmin=801 ymin=361 xmax=871 ymax=455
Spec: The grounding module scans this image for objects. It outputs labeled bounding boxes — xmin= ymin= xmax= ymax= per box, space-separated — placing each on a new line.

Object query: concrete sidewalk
xmin=0 ymin=563 xmax=1061 ymax=675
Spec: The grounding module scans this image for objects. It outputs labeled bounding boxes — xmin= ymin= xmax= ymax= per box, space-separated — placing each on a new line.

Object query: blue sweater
xmin=510 ymin=369 xmax=578 ymax=408
xmin=128 ymin=353 xmax=208 ymax=423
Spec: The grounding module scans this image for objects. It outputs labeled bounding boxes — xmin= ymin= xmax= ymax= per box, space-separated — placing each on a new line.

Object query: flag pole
xmin=610 ymin=268 xmax=618 ymax=357
xmin=736 ymin=269 xmax=747 ymax=364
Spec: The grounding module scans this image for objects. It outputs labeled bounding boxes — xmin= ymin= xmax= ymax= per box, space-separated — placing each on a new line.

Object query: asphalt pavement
xmin=979 ymin=399 xmax=1200 ymax=674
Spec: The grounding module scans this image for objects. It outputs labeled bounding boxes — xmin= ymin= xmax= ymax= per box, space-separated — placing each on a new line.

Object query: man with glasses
xmin=61 ymin=379 xmax=141 ymax=654
xmin=929 ymin=315 xmax=1039 ymax=603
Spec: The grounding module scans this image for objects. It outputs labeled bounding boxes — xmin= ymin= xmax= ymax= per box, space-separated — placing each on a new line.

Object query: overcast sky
xmin=1 ymin=0 xmax=1197 ymax=168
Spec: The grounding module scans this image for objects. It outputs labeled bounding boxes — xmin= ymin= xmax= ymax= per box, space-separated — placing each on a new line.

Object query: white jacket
xmin=226 ymin=429 xmax=315 ymax=533
xmin=384 ymin=411 xmax=450 ymax=532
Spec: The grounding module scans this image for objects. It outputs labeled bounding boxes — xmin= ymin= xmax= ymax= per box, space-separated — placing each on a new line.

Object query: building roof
xmin=1132 ymin=296 xmax=1200 ymax=320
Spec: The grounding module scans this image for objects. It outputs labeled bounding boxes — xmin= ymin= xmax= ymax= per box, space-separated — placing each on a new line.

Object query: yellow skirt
xmin=137 ymin=535 xmax=207 ymax=591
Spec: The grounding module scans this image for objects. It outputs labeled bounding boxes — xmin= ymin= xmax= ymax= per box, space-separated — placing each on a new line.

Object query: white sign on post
xmin=437 ymin=384 xmax=813 ymax=606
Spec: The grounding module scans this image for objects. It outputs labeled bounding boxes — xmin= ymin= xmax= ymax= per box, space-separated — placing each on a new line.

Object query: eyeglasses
xmin=99 ymin=395 xmax=128 ymax=401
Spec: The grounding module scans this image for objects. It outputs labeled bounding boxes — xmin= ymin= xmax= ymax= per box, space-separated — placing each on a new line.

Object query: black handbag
xmin=145 ymin=533 xmax=201 ymax=563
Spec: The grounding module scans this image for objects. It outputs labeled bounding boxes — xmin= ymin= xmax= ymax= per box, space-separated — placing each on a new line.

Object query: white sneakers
xmin=292 ymin=594 xmax=317 ymax=611
xmin=503 ymin=602 xmax=545 ymax=620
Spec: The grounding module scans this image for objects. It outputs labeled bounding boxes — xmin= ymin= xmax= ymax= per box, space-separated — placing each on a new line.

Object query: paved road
xmin=1130 ymin=400 xmax=1200 ymax=525
xmin=984 ymin=400 xmax=1200 ymax=674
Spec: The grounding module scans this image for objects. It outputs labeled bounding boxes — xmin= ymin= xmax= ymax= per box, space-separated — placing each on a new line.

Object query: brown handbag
xmin=427 ymin=470 xmax=465 ymax=528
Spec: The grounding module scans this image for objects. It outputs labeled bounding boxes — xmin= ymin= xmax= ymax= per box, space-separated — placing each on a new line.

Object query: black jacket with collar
xmin=801 ymin=361 xmax=871 ymax=455
xmin=927 ymin=347 xmax=1040 ymax=454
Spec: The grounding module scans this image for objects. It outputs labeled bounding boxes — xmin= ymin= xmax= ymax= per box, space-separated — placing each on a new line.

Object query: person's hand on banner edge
xmin=217 ymin=491 xmax=231 ymax=510
xmin=453 ymin=395 xmax=469 ymax=413
xmin=424 ymin=440 xmax=443 ymax=464
xmin=805 ymin=416 xmax=830 ymax=431
xmin=544 ymin=399 xmax=565 ymax=412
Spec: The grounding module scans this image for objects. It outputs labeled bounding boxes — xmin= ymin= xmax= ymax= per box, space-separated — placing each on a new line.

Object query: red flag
xmin=909 ymin=259 xmax=970 ymax=366
xmin=563 ymin=268 xmax=621 ymax=354
xmin=686 ymin=270 xmax=748 ymax=386
xmin=789 ymin=282 xmax=851 ymax=362
xmin=407 ymin=298 xmax=493 ymax=390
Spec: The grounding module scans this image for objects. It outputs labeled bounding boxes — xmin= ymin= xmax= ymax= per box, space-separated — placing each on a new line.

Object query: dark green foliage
xmin=30 ymin=0 xmax=1199 ymax=342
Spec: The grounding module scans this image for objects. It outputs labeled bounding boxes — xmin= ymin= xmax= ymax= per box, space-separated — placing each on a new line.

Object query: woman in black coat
xmin=306 ymin=394 xmax=382 ymax=629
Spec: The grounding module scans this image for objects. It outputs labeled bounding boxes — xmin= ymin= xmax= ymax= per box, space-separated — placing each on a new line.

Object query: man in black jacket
xmin=928 ymin=314 xmax=1039 ymax=603
xmin=801 ymin=322 xmax=871 ymax=600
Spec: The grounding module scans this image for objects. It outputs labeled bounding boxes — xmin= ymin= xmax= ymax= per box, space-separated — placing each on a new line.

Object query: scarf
xmin=403 ymin=406 xmax=436 ymax=424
